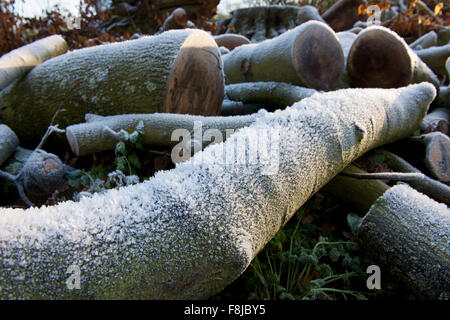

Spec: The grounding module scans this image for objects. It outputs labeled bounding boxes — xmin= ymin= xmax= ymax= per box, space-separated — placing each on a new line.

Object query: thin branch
xmin=339 ymin=171 xmax=425 ymax=181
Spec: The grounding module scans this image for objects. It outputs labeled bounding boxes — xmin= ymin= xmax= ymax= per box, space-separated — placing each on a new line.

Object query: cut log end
xmin=348 ymin=28 xmax=412 ymax=88
xmin=164 ymin=30 xmax=224 ymax=115
xmin=292 ymin=23 xmax=345 ymax=91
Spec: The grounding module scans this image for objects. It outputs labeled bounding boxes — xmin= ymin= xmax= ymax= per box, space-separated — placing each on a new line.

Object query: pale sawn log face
xmin=0 ymin=29 xmax=224 ymax=147
xmin=0 ymin=83 xmax=436 ymax=299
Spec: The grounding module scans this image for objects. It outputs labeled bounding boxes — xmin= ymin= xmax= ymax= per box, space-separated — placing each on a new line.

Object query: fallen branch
xmin=160 ymin=8 xmax=195 ymax=32
xmin=0 ymin=35 xmax=68 ymax=91
xmin=357 ymin=184 xmax=449 ymax=299
xmin=415 ymin=44 xmax=450 ymax=77
xmin=0 ymin=29 xmax=224 ymax=146
xmin=0 ymin=83 xmax=436 ymax=299
xmin=213 ymin=34 xmax=251 ymax=51
xmin=223 ymin=21 xmax=344 ymax=91
xmin=371 ymin=149 xmax=450 ymax=205
xmin=409 ymin=31 xmax=438 ymax=50
xmin=339 ymin=171 xmax=424 ymax=181
xmin=0 ymin=124 xmax=19 ymax=166
xmin=347 ymin=26 xmax=440 ymax=89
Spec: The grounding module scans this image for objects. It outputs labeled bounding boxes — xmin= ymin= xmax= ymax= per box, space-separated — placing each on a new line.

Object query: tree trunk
xmin=0 ymin=124 xmax=19 ymax=166
xmin=357 ymin=184 xmax=450 ymax=299
xmin=222 ymin=5 xmax=325 ymax=42
xmin=0 ymin=83 xmax=436 ymax=299
xmin=0 ymin=29 xmax=224 ymax=147
xmin=0 ymin=35 xmax=68 ymax=91
xmin=321 ymin=0 xmax=367 ymax=32
xmin=223 ymin=21 xmax=344 ymax=91
xmin=347 ymin=26 xmax=440 ymax=89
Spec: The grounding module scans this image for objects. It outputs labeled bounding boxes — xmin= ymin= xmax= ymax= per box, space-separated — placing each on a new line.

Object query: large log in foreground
xmin=0 ymin=35 xmax=68 ymax=91
xmin=347 ymin=26 xmax=440 ymax=89
xmin=0 ymin=29 xmax=224 ymax=146
xmin=223 ymin=21 xmax=344 ymax=91
xmin=357 ymin=184 xmax=449 ymax=299
xmin=0 ymin=83 xmax=436 ymax=299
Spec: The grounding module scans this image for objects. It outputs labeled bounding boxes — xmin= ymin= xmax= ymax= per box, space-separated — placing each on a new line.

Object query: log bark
xmin=371 ymin=149 xmax=450 ymax=205
xmin=0 ymin=83 xmax=436 ymax=299
xmin=0 ymin=35 xmax=68 ymax=91
xmin=213 ymin=34 xmax=251 ymax=51
xmin=347 ymin=26 xmax=440 ymax=89
xmin=420 ymin=107 xmax=449 ymax=134
xmin=357 ymin=184 xmax=450 ymax=299
xmin=0 ymin=124 xmax=19 ymax=166
xmin=225 ymin=82 xmax=317 ymax=107
xmin=222 ymin=5 xmax=325 ymax=42
xmin=223 ymin=21 xmax=344 ymax=91
xmin=415 ymin=44 xmax=450 ymax=77
xmin=409 ymin=31 xmax=438 ymax=50
xmin=0 ymin=29 xmax=224 ymax=147
xmin=336 ymin=31 xmax=358 ymax=89
xmin=322 ymin=0 xmax=367 ymax=32
xmin=160 ymin=8 xmax=196 ymax=32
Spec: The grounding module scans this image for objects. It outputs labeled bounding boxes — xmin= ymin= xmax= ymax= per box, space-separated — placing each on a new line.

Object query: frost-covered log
xmin=222 ymin=5 xmax=325 ymax=42
xmin=357 ymin=184 xmax=450 ymax=299
xmin=225 ymin=82 xmax=317 ymax=107
xmin=421 ymin=107 xmax=449 ymax=134
xmin=0 ymin=124 xmax=19 ymax=166
xmin=415 ymin=44 xmax=450 ymax=77
xmin=213 ymin=34 xmax=251 ymax=51
xmin=223 ymin=21 xmax=344 ymax=91
xmin=0 ymin=147 xmax=68 ymax=205
xmin=0 ymin=83 xmax=436 ymax=299
xmin=0 ymin=35 xmax=68 ymax=91
xmin=347 ymin=26 xmax=440 ymax=89
xmin=66 ymin=112 xmax=258 ymax=156
xmin=0 ymin=29 xmax=224 ymax=146
xmin=321 ymin=0 xmax=367 ymax=32
xmin=409 ymin=31 xmax=438 ymax=50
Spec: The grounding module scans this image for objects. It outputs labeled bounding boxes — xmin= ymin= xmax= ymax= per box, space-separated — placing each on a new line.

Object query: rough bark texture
xmin=348 ymin=26 xmax=440 ymax=89
xmin=0 ymin=124 xmax=19 ymax=166
xmin=357 ymin=184 xmax=449 ymax=299
xmin=0 ymin=29 xmax=223 ymax=147
xmin=409 ymin=31 xmax=438 ymax=50
xmin=0 ymin=83 xmax=435 ymax=299
xmin=221 ymin=5 xmax=325 ymax=42
xmin=223 ymin=21 xmax=344 ymax=91
xmin=322 ymin=0 xmax=367 ymax=32
xmin=0 ymin=35 xmax=68 ymax=91
xmin=214 ymin=34 xmax=251 ymax=51
xmin=415 ymin=44 xmax=450 ymax=77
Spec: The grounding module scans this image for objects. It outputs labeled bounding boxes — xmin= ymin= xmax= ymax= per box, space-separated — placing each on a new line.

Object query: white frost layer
xmin=0 ymin=83 xmax=436 ymax=299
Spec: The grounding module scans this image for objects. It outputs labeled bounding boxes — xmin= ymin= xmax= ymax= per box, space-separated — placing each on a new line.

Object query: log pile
xmin=0 ymin=1 xmax=449 ymax=301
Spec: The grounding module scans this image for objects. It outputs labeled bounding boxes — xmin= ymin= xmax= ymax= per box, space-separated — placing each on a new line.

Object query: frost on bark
xmin=0 ymin=124 xmax=19 ymax=166
xmin=220 ymin=5 xmax=325 ymax=42
xmin=347 ymin=26 xmax=440 ymax=89
xmin=0 ymin=83 xmax=436 ymax=299
xmin=357 ymin=184 xmax=450 ymax=299
xmin=0 ymin=35 xmax=68 ymax=91
xmin=222 ymin=21 xmax=344 ymax=91
xmin=0 ymin=29 xmax=224 ymax=147
xmin=415 ymin=44 xmax=450 ymax=78
xmin=409 ymin=31 xmax=438 ymax=50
